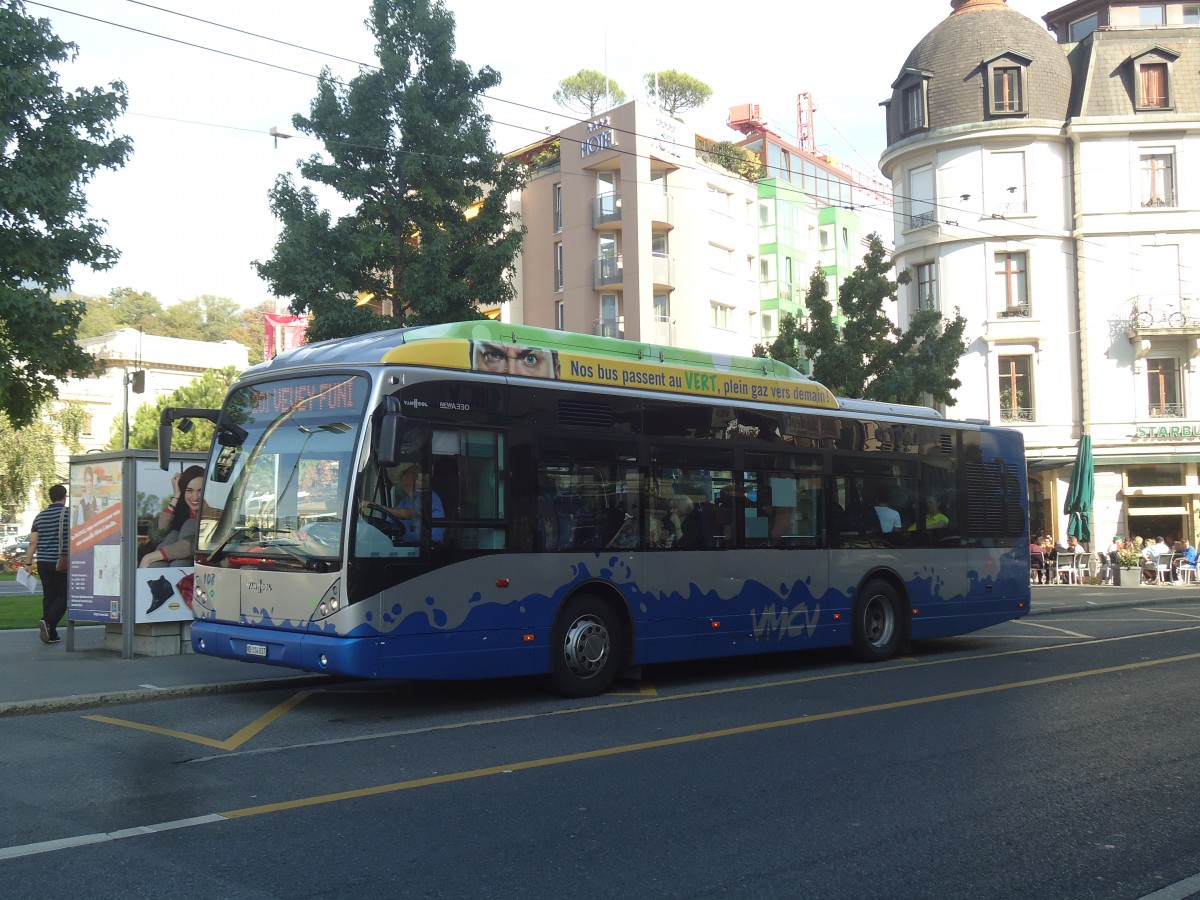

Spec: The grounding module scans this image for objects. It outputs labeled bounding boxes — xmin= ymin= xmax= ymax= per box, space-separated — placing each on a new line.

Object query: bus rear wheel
xmin=852 ymin=579 xmax=903 ymax=662
xmin=548 ymin=595 xmax=622 ymax=698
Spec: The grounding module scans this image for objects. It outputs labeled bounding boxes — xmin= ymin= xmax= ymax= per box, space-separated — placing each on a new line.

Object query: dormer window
xmin=892 ymin=69 xmax=932 ymax=138
xmin=1131 ymin=47 xmax=1179 ymax=111
xmin=984 ymin=52 xmax=1032 ymax=117
xmin=902 ymin=84 xmax=926 ymax=132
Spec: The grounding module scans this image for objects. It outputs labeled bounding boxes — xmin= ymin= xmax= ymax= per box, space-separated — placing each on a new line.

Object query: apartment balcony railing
xmin=1130 ymin=296 xmax=1200 ymax=330
xmin=649 ymin=315 xmax=675 ymax=346
xmin=594 ymin=316 xmax=624 ymax=340
xmin=593 ymin=192 xmax=621 ymax=227
xmin=593 ymin=255 xmax=623 ymax=289
xmin=997 ymin=301 xmax=1031 ymax=318
xmin=651 ymin=253 xmax=674 ymax=288
xmin=1000 ymin=406 xmax=1034 ymax=423
xmin=648 ymin=191 xmax=673 ymax=226
xmin=908 ymin=208 xmax=937 ymax=229
xmin=1149 ymin=403 xmax=1185 ymax=418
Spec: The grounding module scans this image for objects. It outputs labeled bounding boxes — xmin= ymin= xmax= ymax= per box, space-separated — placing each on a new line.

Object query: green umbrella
xmin=1064 ymin=433 xmax=1094 ymax=544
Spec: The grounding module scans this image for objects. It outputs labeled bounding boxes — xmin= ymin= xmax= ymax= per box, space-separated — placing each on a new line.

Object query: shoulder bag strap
xmin=58 ymin=505 xmax=67 ymax=554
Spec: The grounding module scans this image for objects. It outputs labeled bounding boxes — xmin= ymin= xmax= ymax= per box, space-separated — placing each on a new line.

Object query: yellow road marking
xmin=1013 ymin=620 xmax=1093 ymax=639
xmin=219 ymin=651 xmax=1200 ymax=820
xmin=84 ymin=690 xmax=313 ymax=750
xmin=1135 ymin=607 xmax=1200 ymax=620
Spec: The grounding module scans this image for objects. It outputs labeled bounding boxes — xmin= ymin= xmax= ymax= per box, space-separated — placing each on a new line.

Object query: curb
xmin=0 ymin=674 xmax=332 ymax=719
xmin=1026 ymin=593 xmax=1200 ymax=617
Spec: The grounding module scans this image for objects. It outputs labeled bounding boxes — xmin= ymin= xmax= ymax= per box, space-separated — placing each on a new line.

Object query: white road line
xmin=1137 ymin=872 xmax=1200 ymax=900
xmin=0 ymin=814 xmax=226 ymax=861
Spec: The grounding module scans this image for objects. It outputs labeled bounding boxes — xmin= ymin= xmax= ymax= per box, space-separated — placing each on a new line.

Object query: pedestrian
xmin=26 ymin=483 xmax=70 ymax=645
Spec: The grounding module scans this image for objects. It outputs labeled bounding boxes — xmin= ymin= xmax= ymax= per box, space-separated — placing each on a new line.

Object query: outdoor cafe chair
xmin=1055 ymin=551 xmax=1081 ymax=584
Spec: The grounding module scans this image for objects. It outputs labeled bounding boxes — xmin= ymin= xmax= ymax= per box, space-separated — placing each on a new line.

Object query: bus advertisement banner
xmin=383 ymin=338 xmax=839 ymax=410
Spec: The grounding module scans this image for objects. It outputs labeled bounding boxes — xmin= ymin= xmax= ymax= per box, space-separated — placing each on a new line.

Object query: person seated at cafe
xmin=1174 ymin=538 xmax=1197 ymax=576
xmin=1029 ymin=538 xmax=1047 ymax=584
xmin=1142 ymin=535 xmax=1170 ymax=583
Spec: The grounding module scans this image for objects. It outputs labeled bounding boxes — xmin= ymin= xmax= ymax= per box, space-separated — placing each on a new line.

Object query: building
xmin=60 ymin=329 xmax=249 ymax=456
xmin=881 ymin=0 xmax=1200 ymax=543
xmin=505 ymin=99 xmax=871 ymax=356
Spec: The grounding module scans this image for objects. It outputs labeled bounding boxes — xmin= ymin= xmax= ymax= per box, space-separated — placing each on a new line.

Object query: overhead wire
xmin=31 ymin=1 xmax=1192 ymax=298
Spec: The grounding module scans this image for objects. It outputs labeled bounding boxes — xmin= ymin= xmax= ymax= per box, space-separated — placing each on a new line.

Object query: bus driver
xmin=362 ymin=462 xmax=444 ymax=545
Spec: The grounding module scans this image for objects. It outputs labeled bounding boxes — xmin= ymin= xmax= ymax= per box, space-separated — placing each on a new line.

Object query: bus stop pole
xmin=120 ymin=455 xmax=137 ymax=660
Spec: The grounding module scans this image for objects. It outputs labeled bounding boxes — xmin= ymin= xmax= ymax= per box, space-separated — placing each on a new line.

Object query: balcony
xmin=594 ymin=316 xmax=624 ymax=340
xmin=1149 ymin=403 xmax=1185 ymax=418
xmin=593 ymin=255 xmax=624 ymax=290
xmin=648 ymin=192 xmax=674 ymax=229
xmin=908 ymin=208 xmax=937 ymax=230
xmin=1000 ymin=406 xmax=1035 ymax=423
xmin=649 ymin=315 xmax=676 ymax=346
xmin=651 ymin=253 xmax=674 ymax=289
xmin=997 ymin=301 xmax=1031 ymax=318
xmin=593 ymin=192 xmax=622 ymax=228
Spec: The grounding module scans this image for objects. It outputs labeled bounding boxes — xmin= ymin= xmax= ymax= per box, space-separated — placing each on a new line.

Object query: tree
xmin=643 ymin=70 xmax=712 ymax=118
xmin=160 ymin=295 xmax=246 ymax=343
xmin=255 ymin=0 xmax=525 ymax=343
xmin=755 ymin=234 xmax=967 ymax=406
xmin=0 ymin=403 xmax=83 ymax=517
xmin=553 ymin=69 xmax=625 ymax=117
xmin=118 ymin=366 xmax=240 ymax=451
xmin=0 ymin=2 xmax=131 ymax=426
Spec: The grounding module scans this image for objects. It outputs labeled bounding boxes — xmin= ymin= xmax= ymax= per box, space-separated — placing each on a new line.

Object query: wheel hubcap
xmin=863 ymin=595 xmax=894 ymax=647
xmin=562 ymin=615 xmax=610 ymax=679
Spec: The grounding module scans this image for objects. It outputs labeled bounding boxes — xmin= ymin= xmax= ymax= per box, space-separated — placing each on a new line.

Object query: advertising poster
xmin=68 ymin=456 xmax=203 ymax=624
xmin=67 ymin=459 xmax=123 ymax=622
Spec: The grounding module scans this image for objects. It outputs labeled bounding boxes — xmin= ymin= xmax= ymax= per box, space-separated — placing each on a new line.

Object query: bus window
xmin=535 ymin=438 xmax=639 ymax=551
xmin=648 ymin=449 xmax=733 ymax=549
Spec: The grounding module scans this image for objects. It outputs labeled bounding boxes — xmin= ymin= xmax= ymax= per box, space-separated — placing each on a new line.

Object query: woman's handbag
xmin=55 ymin=507 xmax=68 ymax=573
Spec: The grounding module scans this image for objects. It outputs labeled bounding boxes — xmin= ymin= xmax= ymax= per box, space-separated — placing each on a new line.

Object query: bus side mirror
xmin=376 ymin=412 xmax=406 ymax=467
xmin=158 ymin=424 xmax=173 ymax=470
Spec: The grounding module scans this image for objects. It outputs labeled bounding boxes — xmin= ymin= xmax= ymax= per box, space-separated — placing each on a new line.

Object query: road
xmin=2 ymin=602 xmax=1199 ymax=899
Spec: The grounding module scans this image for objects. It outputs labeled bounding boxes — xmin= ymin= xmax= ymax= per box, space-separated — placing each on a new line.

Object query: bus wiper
xmin=207 ymin=525 xmax=284 ymax=565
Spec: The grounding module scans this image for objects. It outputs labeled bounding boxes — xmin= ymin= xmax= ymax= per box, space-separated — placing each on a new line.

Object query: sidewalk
xmin=1 ymin=582 xmax=1198 ymax=717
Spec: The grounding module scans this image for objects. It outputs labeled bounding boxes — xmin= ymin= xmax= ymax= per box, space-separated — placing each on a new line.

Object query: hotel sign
xmin=581 ymin=117 xmax=617 ymax=157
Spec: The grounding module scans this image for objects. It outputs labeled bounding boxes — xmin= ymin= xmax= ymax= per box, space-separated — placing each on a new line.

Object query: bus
xmin=168 ymin=321 xmax=1030 ymax=697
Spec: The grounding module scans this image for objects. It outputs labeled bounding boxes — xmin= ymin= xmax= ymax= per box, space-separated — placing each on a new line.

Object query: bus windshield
xmin=198 ymin=374 xmax=369 ymax=569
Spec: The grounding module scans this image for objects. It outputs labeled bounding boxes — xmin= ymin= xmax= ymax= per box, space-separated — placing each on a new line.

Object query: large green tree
xmin=119 ymin=366 xmax=240 ymax=451
xmin=756 ymin=234 xmax=968 ymax=407
xmin=644 ymin=70 xmax=712 ymax=118
xmin=255 ymin=0 xmax=525 ymax=343
xmin=553 ymin=69 xmax=626 ymax=117
xmin=0 ymin=1 xmax=131 ymax=426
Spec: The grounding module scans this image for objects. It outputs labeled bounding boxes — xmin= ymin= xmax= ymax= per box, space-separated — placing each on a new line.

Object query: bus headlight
xmin=311 ymin=583 xmax=343 ymax=622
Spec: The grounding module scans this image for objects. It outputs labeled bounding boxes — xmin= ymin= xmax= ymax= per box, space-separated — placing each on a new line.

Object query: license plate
xmin=246 ymin=643 xmax=267 ymax=657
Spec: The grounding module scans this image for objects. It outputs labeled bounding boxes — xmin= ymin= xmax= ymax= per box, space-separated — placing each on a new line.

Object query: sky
xmin=32 ymin=0 xmax=1051 ymax=309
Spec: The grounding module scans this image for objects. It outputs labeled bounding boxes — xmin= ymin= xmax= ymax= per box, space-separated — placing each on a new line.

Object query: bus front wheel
xmin=548 ymin=595 xmax=622 ymax=697
xmin=852 ymin=579 xmax=903 ymax=662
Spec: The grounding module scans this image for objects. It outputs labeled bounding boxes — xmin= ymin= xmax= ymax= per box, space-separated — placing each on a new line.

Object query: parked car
xmin=1 ymin=534 xmax=30 ymax=560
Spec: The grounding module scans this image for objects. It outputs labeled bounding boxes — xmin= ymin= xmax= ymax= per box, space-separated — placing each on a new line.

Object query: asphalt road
xmin=2 ymin=602 xmax=1200 ymax=899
